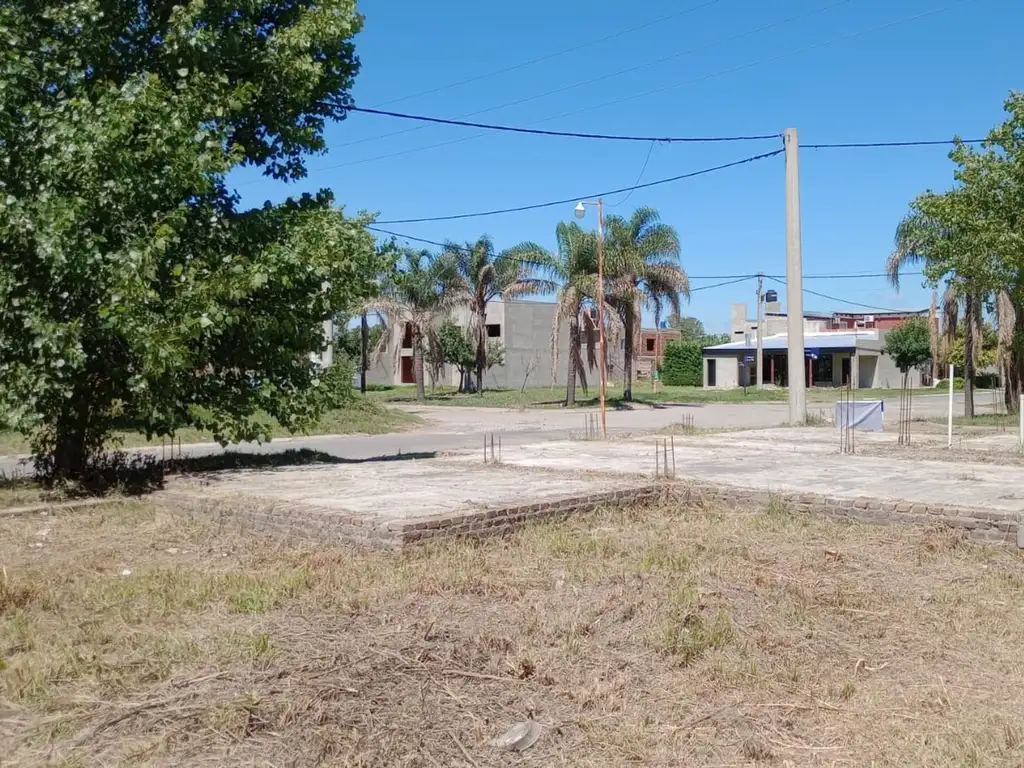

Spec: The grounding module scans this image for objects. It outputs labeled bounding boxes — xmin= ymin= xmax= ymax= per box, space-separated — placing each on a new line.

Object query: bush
xmin=661 ymin=341 xmax=703 ymax=387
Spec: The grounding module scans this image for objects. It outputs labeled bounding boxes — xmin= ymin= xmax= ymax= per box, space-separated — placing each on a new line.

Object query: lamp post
xmin=574 ymin=199 xmax=607 ymax=438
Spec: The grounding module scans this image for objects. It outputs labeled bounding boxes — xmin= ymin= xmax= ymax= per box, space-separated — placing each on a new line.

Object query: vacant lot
xmin=0 ymin=400 xmax=418 ymax=458
xmin=2 ymin=500 xmax=1023 ymax=766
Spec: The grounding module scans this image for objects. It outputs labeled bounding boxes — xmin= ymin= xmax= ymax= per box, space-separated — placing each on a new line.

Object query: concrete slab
xmin=446 ymin=431 xmax=1024 ymax=514
xmin=158 ymin=458 xmax=654 ymax=548
xmin=155 ymin=426 xmax=1024 ymax=550
xmin=171 ymin=459 xmax=639 ymax=523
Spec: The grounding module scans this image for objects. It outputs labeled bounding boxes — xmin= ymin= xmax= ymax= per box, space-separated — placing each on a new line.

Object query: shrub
xmin=661 ymin=341 xmax=703 ymax=387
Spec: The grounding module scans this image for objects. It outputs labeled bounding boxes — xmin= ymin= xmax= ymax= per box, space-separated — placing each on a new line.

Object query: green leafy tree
xmin=442 ymin=236 xmax=549 ymax=394
xmin=936 ymin=93 xmax=1024 ymax=411
xmin=604 ymin=207 xmax=689 ymax=401
xmin=0 ymin=0 xmax=373 ymax=481
xmin=888 ymin=197 xmax=986 ymax=417
xmin=367 ymin=250 xmax=462 ymax=402
xmin=436 ymin=321 xmax=476 ymax=392
xmin=668 ymin=315 xmax=705 ymax=341
xmin=660 ymin=342 xmax=703 ymax=387
xmin=884 ymin=318 xmax=933 ymax=374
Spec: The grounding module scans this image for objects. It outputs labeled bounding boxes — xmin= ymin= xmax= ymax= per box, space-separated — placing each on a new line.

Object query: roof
xmin=703 ymin=331 xmax=879 ymax=354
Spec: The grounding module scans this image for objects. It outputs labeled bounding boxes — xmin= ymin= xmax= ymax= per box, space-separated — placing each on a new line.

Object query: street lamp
xmin=574 ymin=199 xmax=607 ymax=438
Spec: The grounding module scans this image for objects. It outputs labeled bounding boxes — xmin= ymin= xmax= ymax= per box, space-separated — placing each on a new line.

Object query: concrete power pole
xmin=784 ymin=128 xmax=806 ymax=424
xmin=756 ymin=272 xmax=764 ymax=389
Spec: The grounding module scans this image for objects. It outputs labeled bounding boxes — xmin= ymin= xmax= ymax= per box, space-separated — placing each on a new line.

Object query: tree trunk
xmin=622 ymin=307 xmax=634 ymax=403
xmin=1008 ymin=302 xmax=1024 ymax=414
xmin=49 ymin=394 xmax=92 ymax=483
xmin=412 ymin=326 xmax=426 ymax=402
xmin=963 ymin=292 xmax=976 ymax=419
xmin=359 ymin=311 xmax=368 ymax=394
xmin=475 ymin=307 xmax=486 ymax=395
xmin=566 ymin=314 xmax=580 ymax=407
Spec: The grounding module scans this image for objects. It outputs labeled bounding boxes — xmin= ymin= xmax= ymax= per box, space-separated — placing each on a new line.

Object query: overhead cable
xmin=347 ymin=107 xmax=780 ymax=143
xmin=336 ymin=0 xmax=849 ymax=151
xmin=375 ymin=149 xmax=784 ymax=225
xmin=767 ymin=276 xmax=915 ymax=312
xmin=321 ymin=0 xmax=970 ymax=171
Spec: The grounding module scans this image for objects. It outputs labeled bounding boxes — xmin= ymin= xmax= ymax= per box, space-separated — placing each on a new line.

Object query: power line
xmin=325 ymin=0 xmax=847 ymax=154
xmin=375 ymin=148 xmax=784 ymax=225
xmin=806 ymin=139 xmax=985 ymax=148
xmin=771 ymin=270 xmax=923 ymax=280
xmin=346 ymin=107 xmax=779 ymax=143
xmin=767 ymin=276 xmax=913 ymax=312
xmin=607 ymin=142 xmax=658 ymax=208
xmin=319 ymin=0 xmax=967 ymax=172
xmin=370 ymin=0 xmax=728 ymax=109
xmin=368 ymin=230 xmax=926 ymax=284
xmin=691 ymin=276 xmax=756 ymax=292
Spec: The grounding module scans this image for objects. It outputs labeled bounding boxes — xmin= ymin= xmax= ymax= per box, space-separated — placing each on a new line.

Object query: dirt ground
xmin=2 ymin=500 xmax=1024 ymax=767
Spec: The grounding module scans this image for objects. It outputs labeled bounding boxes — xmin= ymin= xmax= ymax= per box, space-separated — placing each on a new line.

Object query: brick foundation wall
xmin=153 ymin=482 xmax=1023 ymax=550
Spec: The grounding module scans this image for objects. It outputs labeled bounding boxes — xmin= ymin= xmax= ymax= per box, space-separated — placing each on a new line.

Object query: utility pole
xmin=756 ymin=272 xmax=764 ymax=389
xmin=784 ymin=128 xmax=806 ymax=424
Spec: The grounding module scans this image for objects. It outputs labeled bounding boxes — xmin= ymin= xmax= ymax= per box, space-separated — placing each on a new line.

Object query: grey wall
xmin=362 ymin=299 xmax=609 ymax=392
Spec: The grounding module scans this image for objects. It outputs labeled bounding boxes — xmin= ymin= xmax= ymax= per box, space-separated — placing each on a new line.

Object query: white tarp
xmin=835 ymin=400 xmax=884 ymax=431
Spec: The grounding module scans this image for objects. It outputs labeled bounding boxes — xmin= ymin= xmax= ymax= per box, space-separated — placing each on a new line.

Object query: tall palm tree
xmin=538 ymin=222 xmax=599 ymax=407
xmin=603 ymin=207 xmax=688 ymax=401
xmin=442 ymin=235 xmax=550 ymax=394
xmin=365 ymin=249 xmax=462 ymax=402
xmin=889 ymin=209 xmax=981 ymax=417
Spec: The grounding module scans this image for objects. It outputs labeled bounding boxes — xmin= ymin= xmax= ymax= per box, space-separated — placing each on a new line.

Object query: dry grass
xmin=2 ymin=500 xmax=1024 ymax=766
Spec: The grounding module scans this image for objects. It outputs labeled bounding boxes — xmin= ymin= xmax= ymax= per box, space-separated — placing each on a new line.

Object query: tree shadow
xmin=6 ymin=448 xmax=438 ymax=501
xmin=168 ymin=448 xmax=437 ymax=476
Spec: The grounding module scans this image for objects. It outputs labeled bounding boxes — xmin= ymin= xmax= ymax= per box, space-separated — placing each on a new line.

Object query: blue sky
xmin=232 ymin=0 xmax=1021 ymax=333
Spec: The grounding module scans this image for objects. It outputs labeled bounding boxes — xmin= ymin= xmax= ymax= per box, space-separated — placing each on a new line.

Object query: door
xmin=707 ymin=359 xmax=717 ymax=387
xmin=400 ymin=356 xmax=415 ymax=384
xmin=841 ymin=356 xmax=851 ymax=386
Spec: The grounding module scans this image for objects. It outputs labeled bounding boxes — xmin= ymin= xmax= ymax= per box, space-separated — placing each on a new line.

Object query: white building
xmin=701 ymin=329 xmax=920 ymax=390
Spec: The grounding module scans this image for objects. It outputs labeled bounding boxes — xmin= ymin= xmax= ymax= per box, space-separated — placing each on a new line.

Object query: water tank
xmin=764 ymin=289 xmax=778 ymax=303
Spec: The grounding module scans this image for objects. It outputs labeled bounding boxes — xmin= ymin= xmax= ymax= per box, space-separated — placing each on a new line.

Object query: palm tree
xmin=365 ymin=249 xmax=462 ymax=402
xmin=889 ymin=208 xmax=981 ymax=417
xmin=442 ymin=235 xmax=550 ymax=394
xmin=538 ymin=222 xmax=599 ymax=407
xmin=603 ymin=207 xmax=688 ymax=401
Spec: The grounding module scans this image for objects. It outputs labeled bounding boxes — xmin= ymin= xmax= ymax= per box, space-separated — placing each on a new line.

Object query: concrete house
xmin=366 ymin=299 xmax=627 ymax=391
xmin=701 ymin=329 xmax=919 ymax=390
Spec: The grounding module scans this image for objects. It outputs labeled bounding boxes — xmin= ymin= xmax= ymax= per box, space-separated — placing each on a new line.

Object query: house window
xmin=486 ymin=323 xmax=501 ymax=338
xmin=645 ymin=338 xmax=655 ymax=353
xmin=401 ymin=323 xmax=412 ymax=349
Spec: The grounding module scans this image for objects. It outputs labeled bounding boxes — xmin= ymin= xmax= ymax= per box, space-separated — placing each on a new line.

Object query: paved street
xmin=0 ymin=390 xmax=1001 ymax=475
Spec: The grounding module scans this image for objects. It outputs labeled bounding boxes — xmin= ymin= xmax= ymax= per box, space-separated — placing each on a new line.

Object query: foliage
xmin=660 ymin=342 xmax=703 ymax=387
xmin=0 ymin=0 xmax=371 ymax=481
xmin=946 ymin=325 xmax=998 ymax=369
xmin=367 ymin=250 xmax=463 ymax=402
xmin=435 ymin=321 xmax=475 ymax=391
xmin=443 ymin=236 xmax=550 ymax=393
xmin=334 ymin=314 xmax=385 ymax=363
xmin=886 ymin=94 xmax=1024 ymax=414
xmin=701 ymin=333 xmax=731 ymax=347
xmin=604 ymin=207 xmax=688 ymax=400
xmin=668 ymin=315 xmax=705 ymax=341
xmin=883 ymin=318 xmax=933 ymax=373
